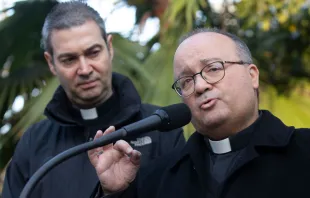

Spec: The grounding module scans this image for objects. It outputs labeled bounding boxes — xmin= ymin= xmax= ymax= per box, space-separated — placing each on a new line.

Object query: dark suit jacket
xmin=96 ymin=110 xmax=310 ymax=198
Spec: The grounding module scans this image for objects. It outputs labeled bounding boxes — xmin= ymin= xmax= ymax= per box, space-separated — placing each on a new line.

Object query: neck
xmin=207 ymin=110 xmax=259 ymax=141
xmin=76 ymin=90 xmax=115 ymax=121
xmin=72 ymin=89 xmax=113 ymax=109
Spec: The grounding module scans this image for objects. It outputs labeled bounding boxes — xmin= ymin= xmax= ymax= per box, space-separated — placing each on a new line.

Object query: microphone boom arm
xmin=19 ymin=115 xmax=163 ymax=198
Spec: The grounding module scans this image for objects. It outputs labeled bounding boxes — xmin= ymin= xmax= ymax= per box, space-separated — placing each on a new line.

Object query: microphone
xmin=123 ymin=102 xmax=192 ymax=136
xmin=19 ymin=103 xmax=191 ymax=198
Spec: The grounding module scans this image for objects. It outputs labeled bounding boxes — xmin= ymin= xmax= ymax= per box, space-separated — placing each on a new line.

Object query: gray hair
xmin=41 ymin=1 xmax=107 ymax=55
xmin=179 ymin=28 xmax=253 ymax=64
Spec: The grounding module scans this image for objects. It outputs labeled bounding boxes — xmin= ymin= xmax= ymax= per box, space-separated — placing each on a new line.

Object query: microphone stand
xmin=19 ymin=128 xmax=128 ymax=198
xmin=19 ymin=113 xmax=164 ymax=198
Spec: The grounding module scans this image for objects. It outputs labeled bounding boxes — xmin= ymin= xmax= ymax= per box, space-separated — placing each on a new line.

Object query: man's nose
xmin=194 ymin=75 xmax=213 ymax=94
xmin=77 ymin=56 xmax=93 ymax=76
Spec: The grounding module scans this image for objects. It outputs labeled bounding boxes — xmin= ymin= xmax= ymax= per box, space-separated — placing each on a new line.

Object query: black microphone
xmin=19 ymin=103 xmax=191 ymax=198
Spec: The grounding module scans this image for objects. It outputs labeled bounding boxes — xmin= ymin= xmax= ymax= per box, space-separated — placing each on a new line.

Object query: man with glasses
xmin=89 ymin=28 xmax=310 ymax=198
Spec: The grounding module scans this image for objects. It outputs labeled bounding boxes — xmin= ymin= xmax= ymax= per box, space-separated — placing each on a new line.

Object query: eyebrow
xmin=57 ymin=44 xmax=103 ymax=60
xmin=84 ymin=44 xmax=103 ymax=54
xmin=57 ymin=52 xmax=77 ymax=60
xmin=176 ymin=57 xmax=222 ymax=79
xmin=200 ymin=57 xmax=221 ymax=65
xmin=176 ymin=66 xmax=193 ymax=80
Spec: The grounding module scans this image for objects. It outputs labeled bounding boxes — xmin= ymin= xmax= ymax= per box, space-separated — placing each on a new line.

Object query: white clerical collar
xmin=80 ymin=108 xmax=98 ymax=120
xmin=208 ymin=138 xmax=232 ymax=154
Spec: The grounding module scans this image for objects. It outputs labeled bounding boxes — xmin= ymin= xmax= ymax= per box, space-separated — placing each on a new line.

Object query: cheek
xmin=93 ymin=57 xmax=112 ymax=76
xmin=183 ymin=97 xmax=201 ymax=123
xmin=57 ymin=68 xmax=77 ymax=87
xmin=220 ymin=74 xmax=253 ymax=107
xmin=183 ymin=97 xmax=195 ymax=112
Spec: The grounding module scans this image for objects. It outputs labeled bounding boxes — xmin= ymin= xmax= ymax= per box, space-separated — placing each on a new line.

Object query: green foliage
xmin=111 ymin=33 xmax=154 ymax=93
xmin=0 ymin=0 xmax=57 ymax=120
xmin=235 ymin=0 xmax=310 ymax=94
xmin=159 ymin=0 xmax=209 ymax=45
xmin=0 ymin=0 xmax=58 ymax=171
xmin=260 ymin=81 xmax=310 ymax=128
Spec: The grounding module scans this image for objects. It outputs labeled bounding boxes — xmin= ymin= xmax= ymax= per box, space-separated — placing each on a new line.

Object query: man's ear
xmin=44 ymin=52 xmax=57 ymax=76
xmin=106 ymin=34 xmax=114 ymax=60
xmin=248 ymin=64 xmax=259 ymax=89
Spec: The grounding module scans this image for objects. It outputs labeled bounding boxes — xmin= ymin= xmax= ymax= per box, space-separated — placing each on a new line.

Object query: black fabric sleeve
xmin=2 ymin=126 xmax=33 ymax=198
xmin=158 ymin=127 xmax=186 ymax=156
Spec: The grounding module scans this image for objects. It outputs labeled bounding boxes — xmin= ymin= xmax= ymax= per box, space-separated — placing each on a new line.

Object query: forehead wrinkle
xmin=175 ymin=59 xmax=207 ymax=81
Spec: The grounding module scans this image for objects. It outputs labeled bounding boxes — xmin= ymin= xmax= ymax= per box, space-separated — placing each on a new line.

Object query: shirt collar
xmin=204 ymin=111 xmax=263 ymax=154
xmin=169 ymin=110 xmax=295 ymax=170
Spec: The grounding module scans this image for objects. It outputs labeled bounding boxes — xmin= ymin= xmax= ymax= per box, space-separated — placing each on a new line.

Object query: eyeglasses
xmin=171 ymin=60 xmax=250 ymax=97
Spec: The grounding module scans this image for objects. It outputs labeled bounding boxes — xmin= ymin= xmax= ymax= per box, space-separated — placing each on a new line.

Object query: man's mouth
xmin=200 ymin=98 xmax=217 ymax=110
xmin=78 ymin=80 xmax=97 ymax=89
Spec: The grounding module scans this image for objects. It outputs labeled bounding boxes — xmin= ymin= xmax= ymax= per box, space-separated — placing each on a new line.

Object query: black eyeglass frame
xmin=171 ymin=60 xmax=251 ymax=97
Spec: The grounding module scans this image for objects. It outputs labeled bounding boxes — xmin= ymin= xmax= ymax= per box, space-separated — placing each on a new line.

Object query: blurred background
xmin=0 ymin=0 xmax=309 ymax=194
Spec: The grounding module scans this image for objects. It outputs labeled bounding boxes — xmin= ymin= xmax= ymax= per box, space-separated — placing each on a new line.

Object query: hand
xmin=88 ymin=126 xmax=141 ymax=194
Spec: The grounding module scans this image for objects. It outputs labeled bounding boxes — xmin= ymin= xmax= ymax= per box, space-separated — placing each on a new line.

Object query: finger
xmin=88 ymin=130 xmax=103 ymax=153
xmin=88 ymin=126 xmax=116 ymax=166
xmin=87 ymin=131 xmax=103 ymax=166
xmin=129 ymin=150 xmax=141 ymax=166
xmin=94 ymin=129 xmax=104 ymax=140
xmin=102 ymin=126 xmax=115 ymax=135
xmin=113 ymin=140 xmax=133 ymax=156
xmin=93 ymin=130 xmax=105 ymax=152
xmin=101 ymin=126 xmax=116 ymax=151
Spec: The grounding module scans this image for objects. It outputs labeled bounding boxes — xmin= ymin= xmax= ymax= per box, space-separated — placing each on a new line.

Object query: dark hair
xmin=179 ymin=27 xmax=253 ymax=64
xmin=41 ymin=1 xmax=107 ymax=55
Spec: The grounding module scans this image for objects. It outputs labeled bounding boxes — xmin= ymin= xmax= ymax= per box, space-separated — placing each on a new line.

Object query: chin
xmin=195 ymin=111 xmax=229 ymax=130
xmin=76 ymin=91 xmax=100 ymax=102
xmin=81 ymin=86 xmax=102 ymax=96
xmin=82 ymin=96 xmax=100 ymax=102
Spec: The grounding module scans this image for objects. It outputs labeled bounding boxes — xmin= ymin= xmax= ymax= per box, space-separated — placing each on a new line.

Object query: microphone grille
xmin=156 ymin=103 xmax=192 ymax=131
